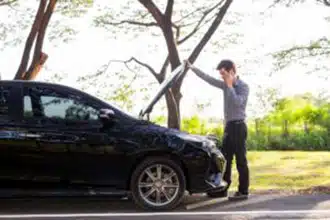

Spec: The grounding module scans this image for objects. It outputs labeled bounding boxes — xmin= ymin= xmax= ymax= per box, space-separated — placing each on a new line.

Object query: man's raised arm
xmin=186 ymin=61 xmax=225 ymax=89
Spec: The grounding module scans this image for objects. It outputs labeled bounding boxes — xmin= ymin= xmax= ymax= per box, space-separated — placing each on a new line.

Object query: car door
xmin=9 ymin=84 xmax=73 ymax=185
xmin=20 ymin=84 xmax=125 ymax=187
xmin=0 ymin=82 xmax=31 ymax=184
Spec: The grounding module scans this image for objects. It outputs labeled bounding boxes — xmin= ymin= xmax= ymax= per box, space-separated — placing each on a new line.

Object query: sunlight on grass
xmin=229 ymin=151 xmax=330 ymax=192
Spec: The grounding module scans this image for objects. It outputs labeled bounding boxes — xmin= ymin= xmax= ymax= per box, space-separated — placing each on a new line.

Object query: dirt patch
xmin=251 ymin=185 xmax=330 ymax=196
xmin=298 ymin=185 xmax=330 ymax=195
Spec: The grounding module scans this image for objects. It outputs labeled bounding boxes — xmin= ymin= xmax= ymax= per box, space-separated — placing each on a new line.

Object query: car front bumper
xmin=204 ymin=149 xmax=227 ymax=193
xmin=185 ymin=146 xmax=227 ymax=194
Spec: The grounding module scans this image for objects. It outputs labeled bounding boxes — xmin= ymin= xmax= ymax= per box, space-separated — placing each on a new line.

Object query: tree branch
xmin=178 ymin=14 xmax=218 ymax=44
xmin=0 ymin=0 xmax=17 ymax=6
xmin=101 ymin=20 xmax=159 ymax=27
xmin=174 ymin=7 xmax=206 ymax=24
xmin=272 ymin=44 xmax=330 ymax=70
xmin=139 ymin=0 xmax=180 ymax=70
xmin=139 ymin=0 xmax=164 ymax=28
xmin=94 ymin=57 xmax=161 ymax=83
xmin=272 ymin=37 xmax=330 ymax=59
xmin=128 ymin=57 xmax=160 ymax=81
xmin=175 ymin=0 xmax=233 ymax=89
xmin=99 ymin=19 xmax=180 ymax=32
xmin=270 ymin=0 xmax=330 ymax=8
xmin=178 ymin=1 xmax=224 ymax=44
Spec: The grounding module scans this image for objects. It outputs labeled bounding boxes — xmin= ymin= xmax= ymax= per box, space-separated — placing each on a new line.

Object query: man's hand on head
xmin=223 ymin=70 xmax=235 ymax=87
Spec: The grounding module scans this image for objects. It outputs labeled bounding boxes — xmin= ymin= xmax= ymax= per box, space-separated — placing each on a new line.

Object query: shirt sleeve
xmin=190 ymin=66 xmax=225 ymax=89
xmin=226 ymin=83 xmax=249 ymax=106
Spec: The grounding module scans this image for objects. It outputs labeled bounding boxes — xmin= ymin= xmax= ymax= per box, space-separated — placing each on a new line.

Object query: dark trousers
xmin=221 ymin=120 xmax=249 ymax=194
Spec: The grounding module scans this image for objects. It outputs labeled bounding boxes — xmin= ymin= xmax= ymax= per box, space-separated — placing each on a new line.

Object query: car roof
xmin=1 ymin=80 xmax=65 ymax=87
xmin=0 ymin=80 xmax=80 ymax=92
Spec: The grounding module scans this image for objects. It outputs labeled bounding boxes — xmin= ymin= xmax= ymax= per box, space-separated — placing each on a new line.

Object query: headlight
xmin=202 ymin=140 xmax=218 ymax=153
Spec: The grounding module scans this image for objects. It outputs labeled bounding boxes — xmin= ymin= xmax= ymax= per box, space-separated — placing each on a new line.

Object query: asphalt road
xmin=0 ymin=193 xmax=330 ymax=219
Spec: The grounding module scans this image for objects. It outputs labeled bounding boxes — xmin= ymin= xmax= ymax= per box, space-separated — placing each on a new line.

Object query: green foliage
xmin=0 ymin=0 xmax=18 ymax=7
xmin=272 ymin=37 xmax=330 ymax=72
xmin=57 ymin=0 xmax=94 ymax=17
xmin=270 ymin=0 xmax=330 ymax=7
xmin=163 ymin=93 xmax=330 ymax=151
xmin=152 ymin=115 xmax=167 ymax=125
xmin=108 ymin=83 xmax=135 ymax=112
xmin=269 ymin=0 xmax=330 ymax=75
xmin=181 ymin=115 xmax=209 ymax=135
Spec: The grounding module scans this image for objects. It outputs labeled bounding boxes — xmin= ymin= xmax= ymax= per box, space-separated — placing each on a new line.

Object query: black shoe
xmin=207 ymin=190 xmax=228 ymax=198
xmin=228 ymin=191 xmax=248 ymax=201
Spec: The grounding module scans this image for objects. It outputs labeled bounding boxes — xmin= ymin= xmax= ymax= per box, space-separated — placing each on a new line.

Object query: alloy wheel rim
xmin=137 ymin=164 xmax=180 ymax=207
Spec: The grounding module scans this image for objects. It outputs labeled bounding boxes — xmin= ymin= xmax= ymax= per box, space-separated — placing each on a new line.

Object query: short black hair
xmin=216 ymin=59 xmax=236 ymax=73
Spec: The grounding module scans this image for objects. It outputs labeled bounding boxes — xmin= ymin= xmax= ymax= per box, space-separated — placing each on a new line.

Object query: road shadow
xmin=0 ymin=193 xmax=329 ymax=215
xmin=0 ymin=195 xmax=205 ymax=214
xmin=195 ymin=193 xmax=330 ymax=219
xmin=0 ymin=197 xmax=138 ymax=214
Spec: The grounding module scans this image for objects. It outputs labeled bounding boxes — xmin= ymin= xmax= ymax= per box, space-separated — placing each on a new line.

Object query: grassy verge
xmin=229 ymin=151 xmax=330 ymax=194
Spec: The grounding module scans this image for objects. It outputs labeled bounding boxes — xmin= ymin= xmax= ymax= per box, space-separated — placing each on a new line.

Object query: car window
xmin=23 ymin=87 xmax=100 ymax=122
xmin=0 ymin=86 xmax=10 ymax=118
xmin=41 ymin=96 xmax=99 ymax=120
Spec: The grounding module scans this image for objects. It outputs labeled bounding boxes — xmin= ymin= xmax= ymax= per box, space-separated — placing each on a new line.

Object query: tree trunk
xmin=255 ymin=119 xmax=260 ymax=135
xmin=26 ymin=52 xmax=49 ymax=80
xmin=14 ymin=0 xmax=57 ymax=80
xmin=14 ymin=0 xmax=47 ymax=79
xmin=304 ymin=121 xmax=309 ymax=134
xmin=267 ymin=123 xmax=271 ymax=143
xmin=283 ymin=119 xmax=289 ymax=138
xmin=24 ymin=0 xmax=56 ymax=80
xmin=165 ymin=90 xmax=180 ymax=129
xmin=167 ymin=0 xmax=233 ymax=129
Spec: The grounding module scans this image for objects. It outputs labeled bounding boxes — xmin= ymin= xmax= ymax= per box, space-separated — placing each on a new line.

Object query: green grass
xmin=229 ymin=151 xmax=330 ymax=193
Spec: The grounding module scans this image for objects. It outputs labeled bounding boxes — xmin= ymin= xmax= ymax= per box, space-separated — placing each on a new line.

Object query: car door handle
xmin=18 ymin=133 xmax=42 ymax=138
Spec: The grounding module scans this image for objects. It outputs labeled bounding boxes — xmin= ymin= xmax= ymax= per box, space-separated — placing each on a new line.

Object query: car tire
xmin=130 ymin=156 xmax=186 ymax=210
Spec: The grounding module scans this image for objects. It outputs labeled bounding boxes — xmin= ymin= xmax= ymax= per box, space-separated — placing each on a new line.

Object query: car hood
xmin=174 ymin=132 xmax=213 ymax=144
xmin=139 ymin=63 xmax=186 ymax=118
xmin=124 ymin=121 xmax=218 ymax=152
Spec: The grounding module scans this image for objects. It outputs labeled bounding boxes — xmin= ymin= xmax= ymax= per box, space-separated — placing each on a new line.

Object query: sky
xmin=0 ymin=0 xmax=329 ymax=120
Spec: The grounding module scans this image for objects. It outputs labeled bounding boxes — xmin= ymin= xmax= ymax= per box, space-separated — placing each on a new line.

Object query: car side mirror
xmin=99 ymin=108 xmax=116 ymax=125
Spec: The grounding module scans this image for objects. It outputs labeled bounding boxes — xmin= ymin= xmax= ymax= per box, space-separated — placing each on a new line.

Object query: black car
xmin=0 ymin=64 xmax=227 ymax=210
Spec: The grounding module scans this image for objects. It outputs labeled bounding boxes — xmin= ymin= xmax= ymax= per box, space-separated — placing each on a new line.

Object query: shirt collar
xmin=233 ymin=76 xmax=240 ymax=87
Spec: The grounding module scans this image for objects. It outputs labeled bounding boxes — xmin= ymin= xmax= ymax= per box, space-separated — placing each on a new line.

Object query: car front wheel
xmin=130 ymin=156 xmax=186 ymax=210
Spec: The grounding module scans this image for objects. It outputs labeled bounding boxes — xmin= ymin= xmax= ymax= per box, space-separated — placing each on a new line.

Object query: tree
xmin=251 ymin=85 xmax=280 ymax=135
xmin=270 ymin=0 xmax=330 ymax=7
xmin=77 ymin=62 xmax=144 ymax=113
xmin=0 ymin=0 xmax=94 ymax=80
xmin=95 ymin=0 xmax=234 ymax=129
xmin=271 ymin=0 xmax=330 ymax=73
xmin=0 ymin=0 xmax=17 ymax=6
xmin=14 ymin=0 xmax=57 ymax=80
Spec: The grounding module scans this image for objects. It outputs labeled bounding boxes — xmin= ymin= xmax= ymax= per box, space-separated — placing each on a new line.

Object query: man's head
xmin=216 ymin=59 xmax=236 ymax=79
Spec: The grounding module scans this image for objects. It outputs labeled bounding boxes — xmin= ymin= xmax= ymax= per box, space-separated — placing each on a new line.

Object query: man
xmin=185 ymin=59 xmax=250 ymax=200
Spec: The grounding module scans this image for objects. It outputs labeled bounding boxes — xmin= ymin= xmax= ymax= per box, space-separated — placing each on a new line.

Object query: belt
xmin=226 ymin=119 xmax=245 ymax=125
